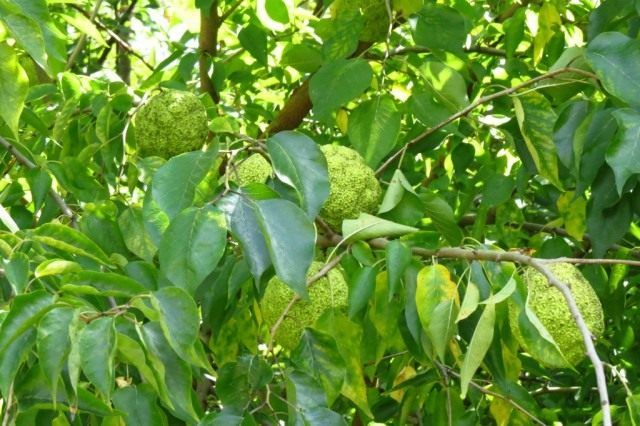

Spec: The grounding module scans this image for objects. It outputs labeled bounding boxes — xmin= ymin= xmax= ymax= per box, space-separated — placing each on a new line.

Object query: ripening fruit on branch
xmin=226 ymin=153 xmax=272 ymax=186
xmin=509 ymin=263 xmax=605 ymax=369
xmin=260 ymin=261 xmax=349 ymax=350
xmin=320 ymin=144 xmax=382 ymax=230
xmin=133 ymin=90 xmax=209 ymax=159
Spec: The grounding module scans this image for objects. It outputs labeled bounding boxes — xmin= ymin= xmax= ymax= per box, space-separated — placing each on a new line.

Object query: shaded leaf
xmin=112 ymin=384 xmax=167 ymax=426
xmin=0 ymin=42 xmax=29 ymax=137
xmin=606 ymin=109 xmax=640 ymax=194
xmin=79 ymin=317 xmax=116 ymax=398
xmin=32 ymin=223 xmax=111 ymax=265
xmin=460 ymin=302 xmax=495 ymax=398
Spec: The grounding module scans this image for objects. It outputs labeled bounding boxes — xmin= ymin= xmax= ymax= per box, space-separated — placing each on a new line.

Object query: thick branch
xmin=199 ymin=2 xmax=221 ymax=103
xmin=375 ymin=67 xmax=598 ymax=175
xmin=0 ymin=136 xmax=75 ymax=224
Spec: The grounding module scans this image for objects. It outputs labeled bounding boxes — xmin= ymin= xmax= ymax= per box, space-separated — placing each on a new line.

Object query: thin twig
xmin=69 ymin=3 xmax=154 ymax=70
xmin=220 ymin=0 xmax=243 ymax=22
xmin=0 ymin=136 xmax=75 ymax=224
xmin=66 ymin=0 xmax=105 ymax=70
xmin=375 ymin=67 xmax=599 ymax=175
xmin=437 ymin=362 xmax=546 ymax=426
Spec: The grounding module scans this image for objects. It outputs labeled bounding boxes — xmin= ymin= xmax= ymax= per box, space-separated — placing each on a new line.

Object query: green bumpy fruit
xmin=509 ymin=263 xmax=605 ymax=368
xmin=320 ymin=144 xmax=382 ymax=230
xmin=331 ymin=0 xmax=390 ymax=42
xmin=261 ymin=261 xmax=348 ymax=350
xmin=228 ymin=153 xmax=272 ymax=186
xmin=134 ymin=90 xmax=209 ymax=159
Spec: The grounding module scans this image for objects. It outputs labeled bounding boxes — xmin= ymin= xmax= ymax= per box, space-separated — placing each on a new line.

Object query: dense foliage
xmin=0 ymin=0 xmax=639 ymax=424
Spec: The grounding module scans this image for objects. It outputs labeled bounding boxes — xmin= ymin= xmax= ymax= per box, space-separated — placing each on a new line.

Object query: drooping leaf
xmin=79 ymin=316 xmax=116 ymax=399
xmin=415 ymin=265 xmax=460 ymax=361
xmin=267 ymin=131 xmax=330 ymax=218
xmin=606 ymin=109 xmax=640 ymax=194
xmin=151 ymin=287 xmax=200 ymax=364
xmin=378 ymin=169 xmax=425 ymax=226
xmin=0 ymin=290 xmax=54 ymax=354
xmin=158 ymin=205 xmax=227 ymax=294
xmin=422 ymin=194 xmax=464 ymax=245
xmin=513 ymin=92 xmax=562 ymax=189
xmin=36 ymin=306 xmax=74 ymax=403
xmin=410 ymin=4 xmax=467 ymax=53
xmin=112 ymin=384 xmax=167 ymax=426
xmin=255 ymin=198 xmax=315 ymax=297
xmin=4 ymin=251 xmax=29 ymax=294
xmin=2 ymin=13 xmax=48 ymax=73
xmin=386 ymin=240 xmax=412 ymax=301
xmin=0 ymin=42 xmax=29 ymax=137
xmin=347 ymin=96 xmax=401 ymax=168
xmin=460 ymin=302 xmax=495 ymax=398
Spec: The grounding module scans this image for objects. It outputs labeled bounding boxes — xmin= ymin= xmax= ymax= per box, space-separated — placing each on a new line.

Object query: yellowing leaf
xmin=556 ymin=191 xmax=587 ymax=240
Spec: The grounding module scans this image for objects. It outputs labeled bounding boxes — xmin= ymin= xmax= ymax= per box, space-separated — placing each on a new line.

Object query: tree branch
xmin=220 ymin=0 xmax=243 ymax=22
xmin=0 ymin=136 xmax=76 ymax=225
xmin=375 ymin=67 xmax=599 ymax=175
xmin=199 ymin=1 xmax=221 ymax=103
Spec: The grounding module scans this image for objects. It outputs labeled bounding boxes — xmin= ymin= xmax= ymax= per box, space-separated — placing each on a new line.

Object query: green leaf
xmin=585 ymin=32 xmax=640 ymax=109
xmin=25 ymin=167 xmax=52 ymax=212
xmin=0 ymin=290 xmax=53 ymax=353
xmin=386 ymin=240 xmax=411 ymax=301
xmin=378 ymin=169 xmax=425 ymax=226
xmin=119 ymin=206 xmax=157 ymax=262
xmin=422 ymin=194 xmax=464 ymax=245
xmin=460 ymin=302 xmax=495 ymax=398
xmin=0 ymin=42 xmax=29 ymax=137
xmin=4 ymin=251 xmax=29 ymax=294
xmin=418 ymin=62 xmax=469 ymax=112
xmin=342 ymin=213 xmax=418 ymax=241
xmin=266 ymin=131 xmax=330 ymax=218
xmin=255 ymin=198 xmax=315 ymax=297
xmin=457 ymin=282 xmax=480 ymax=322
xmin=309 ymin=58 xmax=372 ymax=121
xmin=285 ymin=370 xmax=346 ymax=425
xmin=61 ymin=271 xmax=148 ymax=297
xmin=151 ymin=149 xmax=218 ymax=220
xmin=151 ymin=287 xmax=199 ymax=364
xmin=116 ymin=333 xmax=161 ymax=395
xmin=410 ymin=4 xmax=467 ymax=53
xmin=347 ymin=266 xmax=376 ymax=318
xmin=59 ymin=10 xmax=107 ymax=46
xmin=627 ymin=394 xmax=640 ymax=426
xmin=281 ymin=43 xmax=323 ymax=73
xmin=158 ymin=206 xmax=227 ymax=294
xmin=606 ymin=109 xmax=640 ymax=194
xmin=218 ymin=192 xmax=272 ymax=281
xmin=513 ymin=92 xmax=562 ymax=189
xmin=36 ymin=306 xmax=74 ymax=403
xmin=0 ymin=328 xmax=36 ymax=396
xmin=32 ymin=223 xmax=111 ymax=265
xmin=292 ymin=329 xmax=346 ymax=404
xmin=34 ymin=259 xmax=82 ymax=278
xmin=481 ymin=174 xmax=515 ymax=207
xmin=2 ymin=13 xmax=48 ymax=72
xmin=238 ymin=24 xmax=268 ymax=65
xmin=347 ymin=96 xmax=401 ymax=168
xmin=141 ymin=321 xmax=200 ymax=422
xmin=112 ymin=384 xmax=167 ymax=426
xmin=576 ymin=109 xmax=617 ymax=194
xmin=416 ymin=265 xmax=459 ymax=361
xmin=79 ymin=316 xmax=116 ymax=398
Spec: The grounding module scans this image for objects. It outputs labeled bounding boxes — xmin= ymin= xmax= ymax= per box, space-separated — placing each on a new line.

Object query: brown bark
xmin=199 ymin=2 xmax=220 ymax=103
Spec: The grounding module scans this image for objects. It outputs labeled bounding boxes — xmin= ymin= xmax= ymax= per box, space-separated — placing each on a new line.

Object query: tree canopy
xmin=0 ymin=0 xmax=639 ymax=425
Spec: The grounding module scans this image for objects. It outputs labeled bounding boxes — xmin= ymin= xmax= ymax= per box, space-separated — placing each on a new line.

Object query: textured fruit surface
xmin=134 ymin=90 xmax=209 ymax=158
xmin=227 ymin=153 xmax=272 ymax=186
xmin=261 ymin=261 xmax=348 ymax=350
xmin=509 ymin=263 xmax=605 ymax=368
xmin=320 ymin=144 xmax=381 ymax=229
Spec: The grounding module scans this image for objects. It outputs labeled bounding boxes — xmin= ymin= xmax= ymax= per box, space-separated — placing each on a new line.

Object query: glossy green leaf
xmin=627 ymin=394 xmax=640 ymax=426
xmin=238 ymin=24 xmax=268 ymax=65
xmin=347 ymin=96 xmax=401 ymax=168
xmin=309 ymin=58 xmax=372 ymax=121
xmin=0 ymin=290 xmax=53 ymax=353
xmin=342 ymin=213 xmax=418 ymax=242
xmin=285 ymin=369 xmax=347 ymax=425
xmin=159 ymin=205 xmax=227 ymax=294
xmin=606 ymin=109 xmax=640 ymax=194
xmin=116 ymin=333 xmax=161 ymax=395
xmin=422 ymin=194 xmax=464 ymax=245
xmin=32 ymin=223 xmax=111 ymax=264
xmin=119 ymin=206 xmax=157 ymax=262
xmin=112 ymin=384 xmax=167 ymax=426
xmin=0 ymin=328 xmax=36 ymax=396
xmin=411 ymin=4 xmax=467 ymax=53
xmin=292 ymin=328 xmax=346 ymax=404
xmin=386 ymin=240 xmax=411 ymax=301
xmin=34 ymin=259 xmax=82 ymax=278
xmin=460 ymin=302 xmax=495 ymax=398
xmin=418 ymin=62 xmax=469 ymax=111
xmin=151 ymin=149 xmax=218 ymax=220
xmin=585 ymin=32 xmax=640 ymax=109
xmin=4 ymin=251 xmax=29 ymax=294
xmin=2 ymin=13 xmax=48 ymax=72
xmin=61 ymin=271 xmax=148 ymax=297
xmin=79 ymin=316 xmax=116 ymax=398
xmin=457 ymin=282 xmax=480 ymax=322
xmin=347 ymin=266 xmax=376 ymax=318
xmin=513 ymin=92 xmax=562 ymax=189
xmin=36 ymin=306 xmax=74 ymax=403
xmin=151 ymin=287 xmax=199 ymax=363
xmin=255 ymin=198 xmax=315 ymax=297
xmin=25 ymin=167 xmax=52 ymax=212
xmin=267 ymin=131 xmax=330 ymax=218
xmin=416 ymin=265 xmax=459 ymax=361
xmin=0 ymin=42 xmax=29 ymax=137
